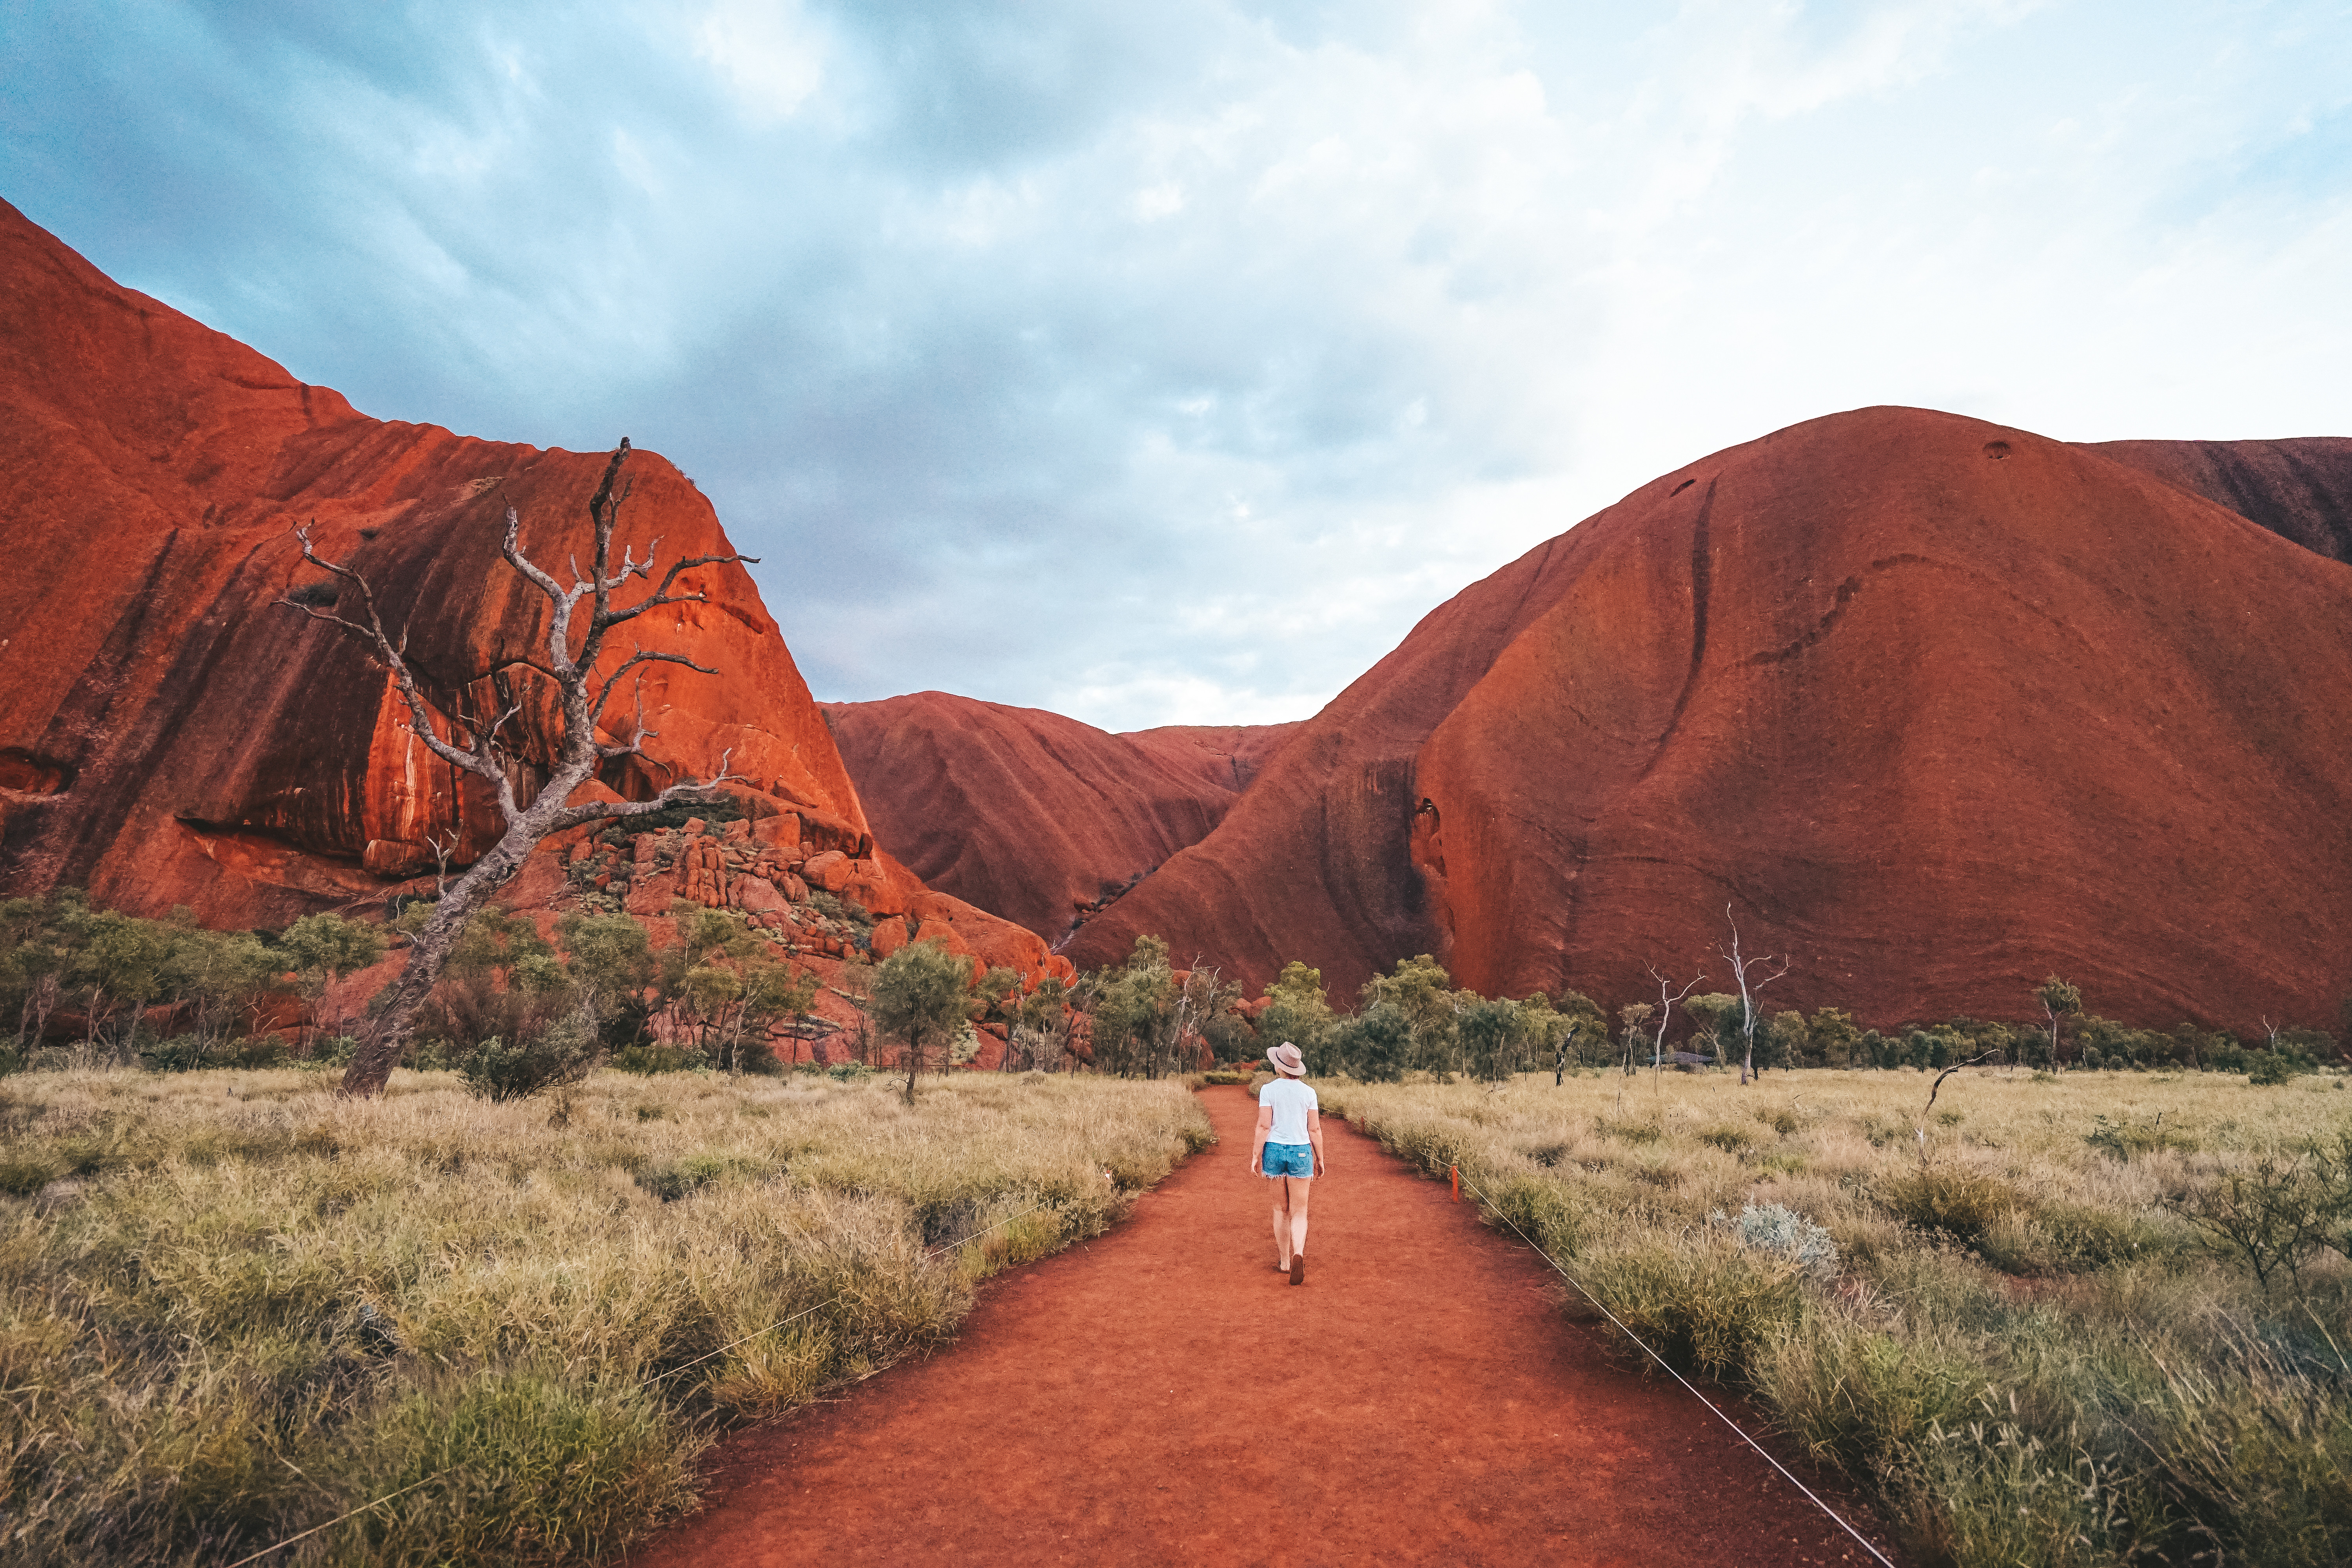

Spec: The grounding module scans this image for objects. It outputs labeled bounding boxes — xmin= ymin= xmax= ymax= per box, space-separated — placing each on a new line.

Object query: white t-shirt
xmin=1259 ymin=1076 xmax=1318 ymax=1145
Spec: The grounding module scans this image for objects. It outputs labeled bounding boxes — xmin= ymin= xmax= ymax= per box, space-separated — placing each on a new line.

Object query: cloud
xmin=4 ymin=0 xmax=2348 ymax=730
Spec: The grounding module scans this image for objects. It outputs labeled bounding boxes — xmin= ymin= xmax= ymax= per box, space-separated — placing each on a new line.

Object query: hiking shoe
xmin=1290 ymin=1256 xmax=1305 ymax=1287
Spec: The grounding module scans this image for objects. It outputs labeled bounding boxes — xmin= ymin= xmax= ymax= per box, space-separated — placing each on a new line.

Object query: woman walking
xmin=1252 ymin=1041 xmax=1327 ymax=1285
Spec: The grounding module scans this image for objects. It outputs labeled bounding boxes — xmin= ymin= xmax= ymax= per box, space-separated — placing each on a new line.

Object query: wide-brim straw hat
xmin=1266 ymin=1042 xmax=1306 ymax=1076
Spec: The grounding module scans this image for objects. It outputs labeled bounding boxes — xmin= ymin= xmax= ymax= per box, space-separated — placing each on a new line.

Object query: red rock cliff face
xmin=2083 ymin=437 xmax=2352 ymax=565
xmin=1069 ymin=408 xmax=2352 ymax=1031
xmin=0 ymin=198 xmax=1055 ymax=986
xmin=821 ymin=693 xmax=1297 ymax=944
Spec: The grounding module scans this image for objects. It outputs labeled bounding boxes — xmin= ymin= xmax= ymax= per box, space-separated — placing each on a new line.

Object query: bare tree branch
xmin=276 ymin=440 xmax=757 ymax=1098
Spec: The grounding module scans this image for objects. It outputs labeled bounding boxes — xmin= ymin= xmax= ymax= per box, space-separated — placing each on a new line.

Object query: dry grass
xmin=0 ymin=1065 xmax=1210 ymax=1566
xmin=1326 ymin=1067 xmax=2352 ymax=1568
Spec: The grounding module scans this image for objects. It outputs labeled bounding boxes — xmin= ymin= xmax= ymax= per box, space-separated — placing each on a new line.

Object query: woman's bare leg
xmin=1286 ymin=1176 xmax=1312 ymax=1259
xmin=1270 ymin=1179 xmax=1292 ymax=1267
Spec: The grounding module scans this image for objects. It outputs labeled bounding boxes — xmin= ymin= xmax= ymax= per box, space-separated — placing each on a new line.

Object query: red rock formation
xmin=1120 ymin=723 xmax=1303 ymax=794
xmin=2085 ymin=437 xmax=2352 ymax=565
xmin=0 ymin=199 xmax=1061 ymax=993
xmin=821 ymin=693 xmax=1283 ymax=943
xmin=1070 ymin=408 xmax=2352 ymax=1032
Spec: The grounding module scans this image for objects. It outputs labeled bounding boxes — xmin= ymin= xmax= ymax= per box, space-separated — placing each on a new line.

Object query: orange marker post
xmin=1450 ymin=1164 xmax=1459 ymax=1202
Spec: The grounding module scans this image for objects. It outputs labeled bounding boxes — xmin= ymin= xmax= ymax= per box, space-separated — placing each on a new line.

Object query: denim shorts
xmin=1262 ymin=1142 xmax=1314 ymax=1178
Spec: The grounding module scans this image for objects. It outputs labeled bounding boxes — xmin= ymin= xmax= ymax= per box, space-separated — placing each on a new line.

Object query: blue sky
xmin=6 ymin=1 xmax=2348 ymax=730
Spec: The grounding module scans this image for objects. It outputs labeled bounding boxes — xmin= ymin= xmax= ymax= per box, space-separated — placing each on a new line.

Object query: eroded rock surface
xmin=1069 ymin=407 xmax=2352 ymax=1030
xmin=822 ymin=693 xmax=1297 ymax=944
xmin=0 ymin=198 xmax=1058 ymax=1000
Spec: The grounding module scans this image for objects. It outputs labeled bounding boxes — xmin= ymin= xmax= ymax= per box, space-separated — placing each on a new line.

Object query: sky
xmin=5 ymin=2 xmax=2349 ymax=731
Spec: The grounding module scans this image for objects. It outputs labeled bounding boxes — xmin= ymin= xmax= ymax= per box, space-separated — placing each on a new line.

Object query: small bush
xmin=1880 ymin=1167 xmax=2018 ymax=1245
xmin=635 ymin=1153 xmax=753 ymax=1203
xmin=343 ymin=1369 xmax=695 ymax=1564
xmin=0 ymin=1154 xmax=63 ymax=1195
xmin=1595 ymin=1116 xmax=1662 ymax=1145
xmin=1698 ymin=1124 xmax=1757 ymax=1154
xmin=2248 ymin=1047 xmax=2318 ymax=1086
xmin=1727 ymin=1201 xmax=1840 ymax=1278
xmin=2171 ymin=1153 xmax=2335 ymax=1291
xmin=612 ymin=1044 xmax=708 ymax=1074
xmin=1581 ymin=1240 xmax=1805 ymax=1379
xmin=1755 ymin=1107 xmax=1802 ymax=1136
xmin=454 ymin=1017 xmax=601 ymax=1103
xmin=2087 ymin=1113 xmax=2196 ymax=1160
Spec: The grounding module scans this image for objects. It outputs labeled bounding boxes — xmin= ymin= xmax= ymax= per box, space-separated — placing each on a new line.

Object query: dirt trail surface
xmin=630 ymin=1088 xmax=1899 ymax=1566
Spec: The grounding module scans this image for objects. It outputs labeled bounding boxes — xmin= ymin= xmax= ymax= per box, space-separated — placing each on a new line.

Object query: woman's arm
xmin=1251 ymin=1103 xmax=1272 ymax=1177
xmin=1307 ymin=1106 xmax=1327 ymax=1176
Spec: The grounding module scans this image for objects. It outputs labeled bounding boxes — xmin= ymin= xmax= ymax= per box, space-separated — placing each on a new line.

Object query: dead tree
xmin=280 ymin=440 xmax=751 ymax=1096
xmin=1645 ymin=964 xmax=1704 ymax=1083
xmin=1718 ymin=905 xmax=1791 ymax=1086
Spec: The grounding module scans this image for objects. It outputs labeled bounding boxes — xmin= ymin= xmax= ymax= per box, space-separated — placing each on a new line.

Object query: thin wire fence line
xmin=221 ymin=1195 xmax=1062 ymax=1566
xmin=220 ymin=1470 xmax=456 ymax=1568
xmin=1450 ymin=1166 xmax=1898 ymax=1568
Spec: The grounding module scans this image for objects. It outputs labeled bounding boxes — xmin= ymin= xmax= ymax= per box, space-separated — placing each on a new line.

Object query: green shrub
xmin=0 ymin=1154 xmax=63 ymax=1195
xmin=635 ymin=1153 xmax=755 ymax=1203
xmin=2249 ymin=1046 xmax=2318 ymax=1086
xmin=1759 ymin=1315 xmax=1983 ymax=1470
xmin=2171 ymin=1153 xmax=2336 ymax=1291
xmin=1480 ymin=1172 xmax=1586 ymax=1260
xmin=1595 ymin=1116 xmax=1661 ymax=1145
xmin=2086 ymin=1113 xmax=2196 ymax=1160
xmin=1880 ymin=1167 xmax=2018 ymax=1245
xmin=612 ymin=1044 xmax=708 ymax=1074
xmin=1697 ymin=1124 xmax=1756 ymax=1154
xmin=454 ymin=1017 xmax=601 ymax=1103
xmin=1580 ymin=1240 xmax=1805 ymax=1379
xmin=343 ymin=1369 xmax=695 ymax=1565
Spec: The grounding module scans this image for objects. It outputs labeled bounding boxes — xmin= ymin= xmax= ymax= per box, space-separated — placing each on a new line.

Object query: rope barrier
xmin=1449 ymin=1166 xmax=1898 ymax=1568
xmin=221 ymin=1196 xmax=1060 ymax=1564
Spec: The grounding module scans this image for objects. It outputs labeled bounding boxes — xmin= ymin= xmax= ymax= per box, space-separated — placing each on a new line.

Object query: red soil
xmin=0 ymin=199 xmax=1052 ymax=984
xmin=822 ymin=692 xmax=1298 ymax=942
xmin=630 ymin=1087 xmax=1900 ymax=1567
xmin=1069 ymin=408 xmax=2352 ymax=1032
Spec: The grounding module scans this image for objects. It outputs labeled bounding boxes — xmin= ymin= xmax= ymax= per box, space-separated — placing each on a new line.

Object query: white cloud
xmin=693 ymin=0 xmax=827 ymax=123
xmin=4 ymin=0 xmax=2348 ymax=731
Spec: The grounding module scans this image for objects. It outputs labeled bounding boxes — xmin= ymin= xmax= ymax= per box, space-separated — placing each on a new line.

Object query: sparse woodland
xmin=5 ymin=895 xmax=2350 ymax=1566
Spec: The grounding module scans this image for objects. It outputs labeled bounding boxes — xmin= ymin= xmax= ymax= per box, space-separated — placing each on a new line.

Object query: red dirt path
xmin=629 ymin=1088 xmax=1902 ymax=1566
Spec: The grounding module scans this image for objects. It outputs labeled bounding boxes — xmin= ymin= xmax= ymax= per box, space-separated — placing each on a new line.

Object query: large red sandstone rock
xmin=0 ymin=200 xmax=1062 ymax=990
xmin=2087 ymin=437 xmax=2352 ymax=566
xmin=1069 ymin=408 xmax=2352 ymax=1032
xmin=1120 ymin=723 xmax=1303 ymax=794
xmin=821 ymin=693 xmax=1288 ymax=943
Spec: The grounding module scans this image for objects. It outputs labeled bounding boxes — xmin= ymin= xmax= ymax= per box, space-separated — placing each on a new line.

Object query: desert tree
xmin=1615 ymin=1002 xmax=1653 ymax=1077
xmin=280 ymin=912 xmax=385 ymax=1054
xmin=1683 ymin=993 xmax=1740 ymax=1069
xmin=1458 ymin=996 xmax=1525 ymax=1085
xmin=871 ymin=937 xmax=979 ymax=1102
xmin=1011 ymin=975 xmax=1073 ymax=1071
xmin=279 ymin=439 xmax=752 ymax=1096
xmin=2036 ymin=976 xmax=2082 ymax=1072
xmin=1718 ymin=907 xmax=1791 ymax=1085
xmin=1257 ymin=960 xmax=1336 ymax=1060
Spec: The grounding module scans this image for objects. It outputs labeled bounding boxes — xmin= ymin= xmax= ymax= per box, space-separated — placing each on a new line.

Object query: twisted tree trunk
xmin=280 ymin=440 xmax=754 ymax=1097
